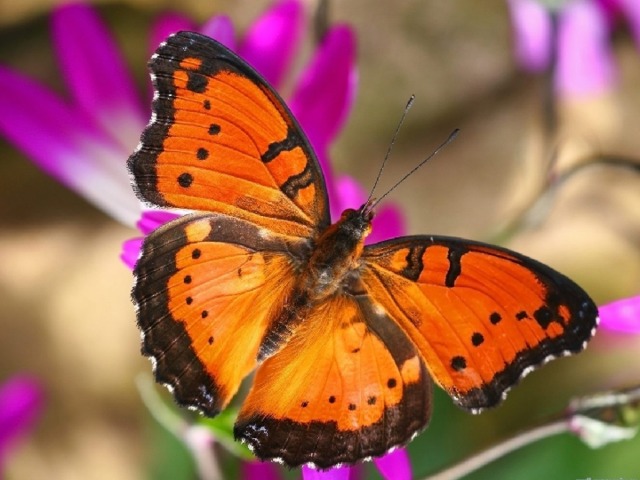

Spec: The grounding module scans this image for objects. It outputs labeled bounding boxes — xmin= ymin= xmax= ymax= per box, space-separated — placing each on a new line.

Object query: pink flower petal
xmin=373 ymin=448 xmax=412 ymax=480
xmin=0 ymin=65 xmax=101 ymax=182
xmin=51 ymin=3 xmax=146 ymax=151
xmin=201 ymin=15 xmax=236 ymax=50
xmin=0 ymin=66 xmax=140 ymax=226
xmin=0 ymin=375 xmax=44 ymax=460
xmin=334 ymin=175 xmax=367 ymax=213
xmin=556 ymin=0 xmax=617 ymax=96
xmin=121 ymin=238 xmax=143 ymax=270
xmin=507 ymin=0 xmax=552 ymax=72
xmin=149 ymin=12 xmax=197 ymax=54
xmin=369 ymin=204 xmax=405 ymax=243
xmin=136 ymin=210 xmax=180 ymax=234
xmin=241 ymin=461 xmax=281 ymax=480
xmin=289 ymin=25 xmax=357 ymax=178
xmin=302 ymin=465 xmax=352 ymax=480
xmin=238 ymin=0 xmax=303 ymax=87
xmin=599 ymin=295 xmax=640 ymax=333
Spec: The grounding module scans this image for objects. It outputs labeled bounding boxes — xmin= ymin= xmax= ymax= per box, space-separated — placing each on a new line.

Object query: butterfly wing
xmin=360 ymin=236 xmax=598 ymax=412
xmin=128 ymin=31 xmax=330 ymax=239
xmin=234 ymin=291 xmax=431 ymax=469
xmin=133 ymin=213 xmax=307 ymax=416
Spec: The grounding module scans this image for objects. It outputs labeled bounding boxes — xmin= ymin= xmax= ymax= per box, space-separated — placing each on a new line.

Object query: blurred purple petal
xmin=121 ymin=211 xmax=180 ymax=268
xmin=556 ymin=0 xmax=616 ymax=96
xmin=373 ymin=448 xmax=412 ymax=480
xmin=615 ymin=0 xmax=640 ymax=48
xmin=149 ymin=12 xmax=197 ymax=53
xmin=137 ymin=210 xmax=180 ymax=234
xmin=0 ymin=65 xmax=140 ymax=225
xmin=369 ymin=204 xmax=405 ymax=243
xmin=241 ymin=461 xmax=281 ymax=480
xmin=335 ymin=175 xmax=367 ymax=211
xmin=507 ymin=0 xmax=552 ymax=72
xmin=302 ymin=465 xmax=352 ymax=480
xmin=0 ymin=376 xmax=44 ymax=460
xmin=201 ymin=15 xmax=236 ymax=50
xmin=0 ymin=65 xmax=103 ymax=182
xmin=238 ymin=0 xmax=303 ymax=87
xmin=121 ymin=238 xmax=143 ymax=270
xmin=289 ymin=25 xmax=357 ymax=175
xmin=599 ymin=295 xmax=640 ymax=333
xmin=51 ymin=3 xmax=146 ymax=150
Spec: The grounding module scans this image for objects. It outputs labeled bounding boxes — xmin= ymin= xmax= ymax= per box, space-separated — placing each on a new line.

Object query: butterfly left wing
xmin=360 ymin=236 xmax=599 ymax=412
xmin=234 ymin=292 xmax=431 ymax=469
xmin=129 ymin=31 xmax=330 ymax=239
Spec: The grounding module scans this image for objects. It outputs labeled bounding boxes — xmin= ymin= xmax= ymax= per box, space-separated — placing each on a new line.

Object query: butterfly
xmin=128 ymin=31 xmax=599 ymax=469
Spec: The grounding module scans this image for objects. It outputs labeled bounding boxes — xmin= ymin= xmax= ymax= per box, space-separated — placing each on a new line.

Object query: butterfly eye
xmin=340 ymin=208 xmax=357 ymax=219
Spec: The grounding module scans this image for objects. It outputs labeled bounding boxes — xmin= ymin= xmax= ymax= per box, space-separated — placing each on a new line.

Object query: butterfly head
xmin=338 ymin=201 xmax=375 ymax=241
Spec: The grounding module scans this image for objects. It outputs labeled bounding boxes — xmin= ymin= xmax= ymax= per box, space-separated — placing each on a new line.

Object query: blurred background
xmin=1 ymin=0 xmax=639 ymax=478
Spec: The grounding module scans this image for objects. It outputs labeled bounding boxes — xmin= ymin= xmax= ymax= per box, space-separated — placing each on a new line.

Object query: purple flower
xmin=0 ymin=376 xmax=44 ymax=471
xmin=301 ymin=447 xmax=412 ymax=480
xmin=0 ymin=4 xmax=146 ymax=226
xmin=599 ymin=294 xmax=640 ymax=333
xmin=507 ymin=0 xmax=640 ymax=96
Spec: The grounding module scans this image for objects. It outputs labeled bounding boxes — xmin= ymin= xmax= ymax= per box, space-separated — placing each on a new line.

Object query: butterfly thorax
xmin=301 ymin=206 xmax=373 ymax=303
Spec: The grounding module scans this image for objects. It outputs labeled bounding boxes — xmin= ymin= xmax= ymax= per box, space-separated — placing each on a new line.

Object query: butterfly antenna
xmin=370 ymin=128 xmax=460 ymax=210
xmin=365 ymin=95 xmax=416 ymax=205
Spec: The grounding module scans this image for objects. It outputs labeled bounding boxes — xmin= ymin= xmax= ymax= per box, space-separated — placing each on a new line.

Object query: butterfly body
xmin=129 ymin=31 xmax=598 ymax=469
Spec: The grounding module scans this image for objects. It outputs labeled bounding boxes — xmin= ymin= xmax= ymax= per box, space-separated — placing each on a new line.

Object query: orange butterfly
xmin=128 ymin=31 xmax=598 ymax=469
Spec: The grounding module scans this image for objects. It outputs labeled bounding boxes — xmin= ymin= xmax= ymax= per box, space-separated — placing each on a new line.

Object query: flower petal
xmin=137 ymin=210 xmax=180 ymax=234
xmin=0 ymin=375 xmax=44 ymax=458
xmin=0 ymin=66 xmax=140 ymax=226
xmin=51 ymin=3 xmax=146 ymax=150
xmin=149 ymin=12 xmax=197 ymax=53
xmin=373 ymin=448 xmax=412 ymax=480
xmin=201 ymin=15 xmax=237 ymax=50
xmin=507 ymin=0 xmax=552 ymax=72
xmin=599 ymin=295 xmax=640 ymax=333
xmin=556 ymin=0 xmax=617 ymax=96
xmin=334 ymin=174 xmax=367 ymax=213
xmin=369 ymin=204 xmax=405 ymax=244
xmin=238 ymin=0 xmax=303 ymax=87
xmin=121 ymin=238 xmax=143 ymax=270
xmin=302 ymin=465 xmax=352 ymax=480
xmin=241 ymin=461 xmax=281 ymax=480
xmin=289 ymin=25 xmax=357 ymax=176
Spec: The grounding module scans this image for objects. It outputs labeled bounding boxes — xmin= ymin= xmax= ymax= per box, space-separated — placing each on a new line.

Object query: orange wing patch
xmin=235 ymin=293 xmax=431 ymax=469
xmin=362 ymin=237 xmax=598 ymax=412
xmin=128 ymin=32 xmax=329 ymax=239
xmin=133 ymin=213 xmax=302 ymax=415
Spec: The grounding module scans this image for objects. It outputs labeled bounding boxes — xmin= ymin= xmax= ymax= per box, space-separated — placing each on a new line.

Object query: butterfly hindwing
xmin=128 ymin=31 xmax=330 ymax=239
xmin=361 ymin=236 xmax=598 ymax=411
xmin=235 ymin=291 xmax=431 ymax=469
xmin=133 ymin=213 xmax=306 ymax=415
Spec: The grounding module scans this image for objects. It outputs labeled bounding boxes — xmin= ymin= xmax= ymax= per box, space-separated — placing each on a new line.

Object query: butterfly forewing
xmin=361 ymin=236 xmax=598 ymax=411
xmin=128 ymin=31 xmax=330 ymax=240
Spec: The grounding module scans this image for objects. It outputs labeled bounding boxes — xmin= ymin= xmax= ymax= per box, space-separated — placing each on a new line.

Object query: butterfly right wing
xmin=133 ymin=213 xmax=306 ymax=415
